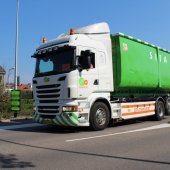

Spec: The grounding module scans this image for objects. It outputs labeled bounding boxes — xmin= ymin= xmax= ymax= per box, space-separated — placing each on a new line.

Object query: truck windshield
xmin=34 ymin=48 xmax=75 ymax=77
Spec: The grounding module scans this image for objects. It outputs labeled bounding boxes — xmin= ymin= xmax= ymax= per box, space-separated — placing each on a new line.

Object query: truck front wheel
xmin=90 ymin=102 xmax=110 ymax=131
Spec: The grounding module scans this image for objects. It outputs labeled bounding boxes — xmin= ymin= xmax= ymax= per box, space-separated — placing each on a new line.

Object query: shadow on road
xmin=4 ymin=117 xmax=154 ymax=133
xmin=0 ymin=138 xmax=170 ymax=166
xmin=11 ymin=125 xmax=93 ymax=134
xmin=1 ymin=117 xmax=169 ymax=135
xmin=0 ymin=153 xmax=35 ymax=169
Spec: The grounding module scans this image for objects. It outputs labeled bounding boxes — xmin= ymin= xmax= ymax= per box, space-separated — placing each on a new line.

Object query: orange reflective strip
xmin=122 ymin=110 xmax=155 ymax=116
xmin=122 ymin=103 xmax=155 ymax=109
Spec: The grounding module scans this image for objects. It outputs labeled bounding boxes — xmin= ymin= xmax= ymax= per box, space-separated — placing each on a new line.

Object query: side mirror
xmin=86 ymin=55 xmax=92 ymax=69
xmin=76 ymin=50 xmax=92 ymax=72
xmin=75 ymin=56 xmax=83 ymax=72
xmin=81 ymin=50 xmax=92 ymax=69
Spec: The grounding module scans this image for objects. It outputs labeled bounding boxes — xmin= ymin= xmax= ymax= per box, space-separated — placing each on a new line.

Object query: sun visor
xmin=74 ymin=22 xmax=110 ymax=34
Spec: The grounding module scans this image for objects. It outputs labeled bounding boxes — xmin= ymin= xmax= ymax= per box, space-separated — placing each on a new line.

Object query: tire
xmin=165 ymin=97 xmax=170 ymax=115
xmin=90 ymin=102 xmax=110 ymax=131
xmin=154 ymin=100 xmax=165 ymax=121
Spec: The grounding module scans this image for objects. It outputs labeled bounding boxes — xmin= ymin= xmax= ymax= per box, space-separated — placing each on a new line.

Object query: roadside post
xmin=11 ymin=90 xmax=21 ymax=117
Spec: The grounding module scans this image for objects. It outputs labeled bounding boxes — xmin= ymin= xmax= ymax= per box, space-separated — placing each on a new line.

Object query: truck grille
xmin=38 ymin=106 xmax=60 ymax=113
xmin=36 ymin=84 xmax=60 ymax=89
xmin=35 ymin=84 xmax=61 ymax=115
xmin=39 ymin=100 xmax=59 ymax=103
xmin=37 ymin=94 xmax=60 ymax=98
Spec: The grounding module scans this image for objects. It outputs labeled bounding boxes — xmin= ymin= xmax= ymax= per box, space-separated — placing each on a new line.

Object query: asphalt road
xmin=1 ymin=117 xmax=170 ymax=170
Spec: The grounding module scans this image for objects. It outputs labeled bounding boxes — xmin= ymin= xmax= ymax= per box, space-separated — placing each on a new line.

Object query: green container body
xmin=111 ymin=34 xmax=170 ymax=93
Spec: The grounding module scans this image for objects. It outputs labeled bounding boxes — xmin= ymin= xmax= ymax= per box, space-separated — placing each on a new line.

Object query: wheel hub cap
xmin=96 ymin=108 xmax=106 ymax=125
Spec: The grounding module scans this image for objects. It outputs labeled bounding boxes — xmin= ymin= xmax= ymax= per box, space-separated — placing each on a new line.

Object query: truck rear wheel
xmin=90 ymin=102 xmax=110 ymax=131
xmin=154 ymin=100 xmax=165 ymax=120
xmin=165 ymin=97 xmax=170 ymax=115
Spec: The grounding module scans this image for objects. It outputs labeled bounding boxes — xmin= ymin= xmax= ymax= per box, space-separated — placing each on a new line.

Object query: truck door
xmin=97 ymin=51 xmax=113 ymax=92
xmin=77 ymin=48 xmax=99 ymax=98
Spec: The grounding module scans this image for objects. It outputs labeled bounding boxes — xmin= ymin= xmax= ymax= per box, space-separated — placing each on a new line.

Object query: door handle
xmin=94 ymin=79 xmax=99 ymax=85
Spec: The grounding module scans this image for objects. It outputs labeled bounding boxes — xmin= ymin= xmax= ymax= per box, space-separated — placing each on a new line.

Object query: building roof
xmin=17 ymin=84 xmax=32 ymax=91
xmin=0 ymin=66 xmax=6 ymax=73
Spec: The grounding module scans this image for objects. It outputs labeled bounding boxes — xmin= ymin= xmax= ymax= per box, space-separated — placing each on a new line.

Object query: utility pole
xmin=7 ymin=67 xmax=15 ymax=89
xmin=14 ymin=0 xmax=19 ymax=90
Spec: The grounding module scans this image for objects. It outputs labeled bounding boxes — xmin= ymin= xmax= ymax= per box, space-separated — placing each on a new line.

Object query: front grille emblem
xmin=44 ymin=77 xmax=50 ymax=83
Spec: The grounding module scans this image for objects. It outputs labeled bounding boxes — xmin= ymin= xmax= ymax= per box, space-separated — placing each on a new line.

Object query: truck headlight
xmin=62 ymin=106 xmax=78 ymax=112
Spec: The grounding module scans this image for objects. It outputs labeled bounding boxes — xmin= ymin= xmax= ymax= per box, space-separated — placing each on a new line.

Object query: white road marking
xmin=66 ymin=123 xmax=170 ymax=142
xmin=0 ymin=123 xmax=44 ymax=131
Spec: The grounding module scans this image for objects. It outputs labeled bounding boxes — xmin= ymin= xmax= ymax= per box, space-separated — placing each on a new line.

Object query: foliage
xmin=19 ymin=91 xmax=34 ymax=117
xmin=19 ymin=99 xmax=34 ymax=117
xmin=0 ymin=87 xmax=11 ymax=119
xmin=21 ymin=90 xmax=33 ymax=99
xmin=0 ymin=88 xmax=33 ymax=120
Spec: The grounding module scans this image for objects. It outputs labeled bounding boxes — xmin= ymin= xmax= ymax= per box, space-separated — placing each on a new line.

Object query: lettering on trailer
xmin=122 ymin=43 xmax=128 ymax=52
xmin=121 ymin=103 xmax=155 ymax=117
xmin=149 ymin=51 xmax=168 ymax=64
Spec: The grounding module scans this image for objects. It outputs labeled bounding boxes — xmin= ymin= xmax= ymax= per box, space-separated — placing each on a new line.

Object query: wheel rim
xmin=158 ymin=104 xmax=164 ymax=117
xmin=96 ymin=108 xmax=106 ymax=125
xmin=167 ymin=99 xmax=170 ymax=112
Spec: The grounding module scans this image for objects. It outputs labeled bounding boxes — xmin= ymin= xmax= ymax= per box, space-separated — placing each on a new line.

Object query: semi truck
xmin=32 ymin=22 xmax=170 ymax=130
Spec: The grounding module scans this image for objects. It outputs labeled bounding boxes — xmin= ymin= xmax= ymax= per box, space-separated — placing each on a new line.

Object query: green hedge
xmin=0 ymin=101 xmax=11 ymax=119
xmin=0 ymin=89 xmax=34 ymax=120
xmin=0 ymin=87 xmax=11 ymax=119
xmin=19 ymin=99 xmax=34 ymax=116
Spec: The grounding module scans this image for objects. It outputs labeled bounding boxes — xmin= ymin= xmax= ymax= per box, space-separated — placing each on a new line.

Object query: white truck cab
xmin=32 ymin=23 xmax=114 ymax=130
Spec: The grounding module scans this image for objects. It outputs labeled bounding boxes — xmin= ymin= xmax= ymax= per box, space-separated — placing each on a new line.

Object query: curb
xmin=0 ymin=117 xmax=32 ymax=123
xmin=0 ymin=119 xmax=11 ymax=123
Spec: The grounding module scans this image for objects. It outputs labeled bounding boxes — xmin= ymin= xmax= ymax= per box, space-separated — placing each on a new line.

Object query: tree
xmin=0 ymin=87 xmax=11 ymax=119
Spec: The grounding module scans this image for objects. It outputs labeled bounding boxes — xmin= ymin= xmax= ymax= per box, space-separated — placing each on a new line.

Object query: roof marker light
xmin=43 ymin=37 xmax=47 ymax=43
xmin=70 ymin=28 xmax=75 ymax=35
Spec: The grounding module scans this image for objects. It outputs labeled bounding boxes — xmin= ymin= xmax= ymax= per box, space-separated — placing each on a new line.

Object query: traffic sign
xmin=11 ymin=90 xmax=21 ymax=111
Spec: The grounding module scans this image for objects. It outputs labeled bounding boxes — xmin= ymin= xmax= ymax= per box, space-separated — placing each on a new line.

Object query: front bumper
xmin=33 ymin=112 xmax=89 ymax=127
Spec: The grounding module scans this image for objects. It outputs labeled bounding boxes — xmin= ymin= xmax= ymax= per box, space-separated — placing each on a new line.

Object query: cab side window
xmin=78 ymin=51 xmax=95 ymax=69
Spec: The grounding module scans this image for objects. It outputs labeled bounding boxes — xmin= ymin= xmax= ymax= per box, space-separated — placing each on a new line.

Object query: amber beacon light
xmin=70 ymin=28 xmax=75 ymax=35
xmin=43 ymin=37 xmax=47 ymax=43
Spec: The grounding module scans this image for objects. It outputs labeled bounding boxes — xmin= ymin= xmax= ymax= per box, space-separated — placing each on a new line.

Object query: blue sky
xmin=0 ymin=0 xmax=170 ymax=84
